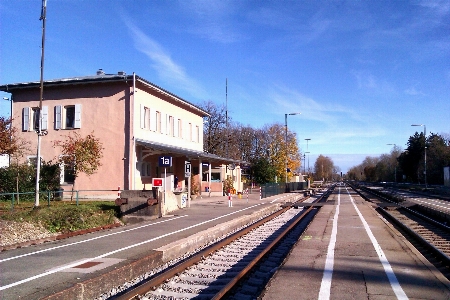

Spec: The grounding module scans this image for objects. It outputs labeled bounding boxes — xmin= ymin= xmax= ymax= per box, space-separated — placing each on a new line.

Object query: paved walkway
xmin=0 ymin=191 xmax=296 ymax=300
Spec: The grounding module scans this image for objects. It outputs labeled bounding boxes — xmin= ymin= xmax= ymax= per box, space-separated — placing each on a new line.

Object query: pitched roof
xmin=0 ymin=72 xmax=209 ymax=116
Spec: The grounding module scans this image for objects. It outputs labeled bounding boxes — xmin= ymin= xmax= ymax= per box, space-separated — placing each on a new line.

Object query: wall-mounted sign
xmin=228 ymin=163 xmax=236 ymax=170
xmin=159 ymin=156 xmax=172 ymax=167
xmin=152 ymin=178 xmax=163 ymax=187
xmin=185 ymin=163 xmax=191 ymax=177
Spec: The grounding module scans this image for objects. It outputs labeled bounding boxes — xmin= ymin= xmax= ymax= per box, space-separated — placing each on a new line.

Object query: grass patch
xmin=0 ymin=201 xmax=121 ymax=233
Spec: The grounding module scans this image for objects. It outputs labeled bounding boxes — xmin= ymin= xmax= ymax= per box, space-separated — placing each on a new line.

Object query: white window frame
xmin=156 ymin=111 xmax=161 ymax=133
xmin=59 ymin=155 xmax=75 ymax=184
xmin=63 ymin=104 xmax=81 ymax=129
xmin=195 ymin=125 xmax=200 ymax=143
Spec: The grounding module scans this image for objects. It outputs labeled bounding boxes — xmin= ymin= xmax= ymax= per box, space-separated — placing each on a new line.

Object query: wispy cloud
xmin=178 ymin=0 xmax=243 ymax=43
xmin=122 ymin=18 xmax=207 ymax=98
xmin=266 ymin=85 xmax=385 ymax=147
xmin=404 ymin=87 xmax=426 ymax=96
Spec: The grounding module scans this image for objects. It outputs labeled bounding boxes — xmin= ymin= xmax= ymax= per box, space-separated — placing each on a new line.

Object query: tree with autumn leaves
xmin=198 ymin=101 xmax=302 ymax=183
xmin=53 ymin=131 xmax=103 ymax=199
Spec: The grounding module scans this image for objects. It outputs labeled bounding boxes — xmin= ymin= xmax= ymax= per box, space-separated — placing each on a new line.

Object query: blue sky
xmin=1 ymin=0 xmax=449 ymax=172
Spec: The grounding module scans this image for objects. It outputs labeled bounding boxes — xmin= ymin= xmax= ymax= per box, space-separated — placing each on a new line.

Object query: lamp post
xmin=2 ymin=97 xmax=12 ymax=120
xmin=285 ymin=112 xmax=301 ymax=183
xmin=411 ymin=124 xmax=427 ymax=188
xmin=2 ymin=97 xmax=13 ymax=166
xmin=304 ymin=138 xmax=311 ymax=174
xmin=305 ymin=151 xmax=310 ymax=174
xmin=387 ymin=144 xmax=397 ymax=183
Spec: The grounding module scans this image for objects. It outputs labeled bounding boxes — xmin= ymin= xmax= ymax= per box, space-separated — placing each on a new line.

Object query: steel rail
xmin=376 ymin=207 xmax=450 ymax=268
xmin=115 ymin=194 xmax=307 ymax=300
xmin=348 ymin=183 xmax=450 ymax=278
xmin=212 ymin=188 xmax=332 ymax=299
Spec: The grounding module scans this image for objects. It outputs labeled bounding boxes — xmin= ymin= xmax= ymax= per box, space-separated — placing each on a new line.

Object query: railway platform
xmin=0 ymin=191 xmax=298 ymax=300
xmin=262 ymin=184 xmax=450 ymax=299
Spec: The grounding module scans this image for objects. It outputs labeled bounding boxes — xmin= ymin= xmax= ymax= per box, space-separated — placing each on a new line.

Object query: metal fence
xmin=260 ymin=181 xmax=308 ymax=198
xmin=0 ymin=189 xmax=118 ymax=210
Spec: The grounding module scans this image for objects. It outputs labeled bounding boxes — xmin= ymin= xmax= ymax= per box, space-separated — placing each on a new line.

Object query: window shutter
xmin=23 ymin=107 xmax=30 ymax=131
xmin=40 ymin=106 xmax=48 ymax=130
xmin=74 ymin=104 xmax=81 ymax=128
xmin=55 ymin=105 xmax=62 ymax=129
xmin=174 ymin=118 xmax=179 ymax=137
xmin=140 ymin=104 xmax=145 ymax=129
xmin=150 ymin=110 xmax=157 ymax=131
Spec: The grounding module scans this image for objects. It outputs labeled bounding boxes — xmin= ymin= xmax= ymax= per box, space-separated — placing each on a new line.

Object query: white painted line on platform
xmin=318 ymin=187 xmax=341 ymax=299
xmin=0 ymin=203 xmax=265 ymax=291
xmin=0 ymin=215 xmax=188 ymax=263
xmin=346 ymin=188 xmax=408 ymax=300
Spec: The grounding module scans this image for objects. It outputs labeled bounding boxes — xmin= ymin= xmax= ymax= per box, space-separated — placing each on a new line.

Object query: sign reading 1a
xmin=158 ymin=156 xmax=172 ymax=167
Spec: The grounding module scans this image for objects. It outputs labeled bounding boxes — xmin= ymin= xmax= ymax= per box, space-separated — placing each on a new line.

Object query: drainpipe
xmin=131 ymin=72 xmax=136 ymax=190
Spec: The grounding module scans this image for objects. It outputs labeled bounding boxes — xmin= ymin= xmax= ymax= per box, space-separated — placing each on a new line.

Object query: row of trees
xmin=201 ymin=100 xmax=302 ymax=183
xmin=347 ymin=132 xmax=450 ymax=185
xmin=200 ymin=101 xmax=339 ymax=183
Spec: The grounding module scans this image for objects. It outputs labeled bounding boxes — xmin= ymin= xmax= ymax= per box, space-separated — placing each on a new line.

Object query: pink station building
xmin=0 ymin=70 xmax=244 ymax=212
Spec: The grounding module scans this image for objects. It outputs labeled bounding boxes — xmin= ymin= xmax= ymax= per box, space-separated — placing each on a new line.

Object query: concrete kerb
xmin=42 ymin=198 xmax=289 ymax=300
xmin=156 ymin=203 xmax=282 ymax=262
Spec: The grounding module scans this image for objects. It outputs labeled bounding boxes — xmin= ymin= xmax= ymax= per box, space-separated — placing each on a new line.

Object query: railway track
xmin=111 ymin=187 xmax=334 ymax=300
xmin=348 ymin=183 xmax=450 ymax=279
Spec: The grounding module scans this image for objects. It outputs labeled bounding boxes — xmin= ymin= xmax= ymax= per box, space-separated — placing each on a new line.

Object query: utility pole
xmin=35 ymin=0 xmax=48 ymax=207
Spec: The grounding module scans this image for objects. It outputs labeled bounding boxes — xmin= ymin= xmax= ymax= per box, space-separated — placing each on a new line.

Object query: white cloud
xmin=123 ymin=19 xmax=207 ymax=98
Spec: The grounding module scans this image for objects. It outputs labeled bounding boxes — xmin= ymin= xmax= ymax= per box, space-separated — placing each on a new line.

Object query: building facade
xmin=0 ymin=71 xmax=243 ymax=202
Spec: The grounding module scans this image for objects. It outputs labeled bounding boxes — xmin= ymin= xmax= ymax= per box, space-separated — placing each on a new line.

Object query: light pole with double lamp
xmin=411 ymin=124 xmax=427 ymax=188
xmin=285 ymin=112 xmax=301 ymax=183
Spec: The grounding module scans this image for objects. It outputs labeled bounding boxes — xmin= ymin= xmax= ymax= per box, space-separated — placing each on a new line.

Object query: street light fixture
xmin=2 ymin=97 xmax=12 ymax=119
xmin=387 ymin=144 xmax=397 ymax=183
xmin=411 ymin=124 xmax=427 ymax=188
xmin=285 ymin=112 xmax=301 ymax=183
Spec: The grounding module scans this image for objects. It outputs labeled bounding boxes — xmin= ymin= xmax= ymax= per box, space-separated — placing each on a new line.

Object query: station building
xmin=0 ymin=70 xmax=244 ymax=211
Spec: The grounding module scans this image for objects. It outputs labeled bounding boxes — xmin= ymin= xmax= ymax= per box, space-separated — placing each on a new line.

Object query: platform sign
xmin=159 ymin=156 xmax=172 ymax=167
xmin=152 ymin=178 xmax=163 ymax=187
xmin=185 ymin=162 xmax=191 ymax=177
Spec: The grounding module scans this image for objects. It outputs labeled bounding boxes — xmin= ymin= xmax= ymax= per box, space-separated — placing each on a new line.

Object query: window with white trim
xmin=55 ymin=104 xmax=81 ymax=129
xmin=189 ymin=123 xmax=192 ymax=141
xmin=140 ymin=105 xmax=151 ymax=130
xmin=60 ymin=161 xmax=75 ymax=184
xmin=23 ymin=106 xmax=48 ymax=131
xmin=156 ymin=111 xmax=161 ymax=133
xmin=168 ymin=116 xmax=174 ymax=136
xmin=195 ymin=125 xmax=200 ymax=143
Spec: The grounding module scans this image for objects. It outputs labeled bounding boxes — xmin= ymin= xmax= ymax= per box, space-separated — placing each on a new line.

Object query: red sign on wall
xmin=152 ymin=178 xmax=163 ymax=187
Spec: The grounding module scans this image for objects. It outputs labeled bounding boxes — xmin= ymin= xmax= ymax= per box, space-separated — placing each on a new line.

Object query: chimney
xmin=96 ymin=69 xmax=105 ymax=76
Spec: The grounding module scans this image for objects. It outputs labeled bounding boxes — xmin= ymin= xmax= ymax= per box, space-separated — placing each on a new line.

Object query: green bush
xmin=0 ymin=161 xmax=61 ymax=201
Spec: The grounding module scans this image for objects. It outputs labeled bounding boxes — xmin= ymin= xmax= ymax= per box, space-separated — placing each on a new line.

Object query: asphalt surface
xmin=0 ymin=190 xmax=295 ymax=300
